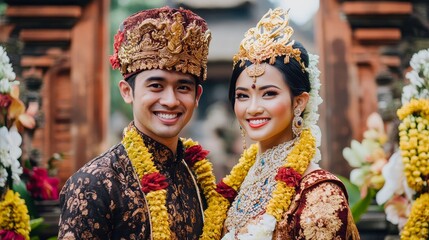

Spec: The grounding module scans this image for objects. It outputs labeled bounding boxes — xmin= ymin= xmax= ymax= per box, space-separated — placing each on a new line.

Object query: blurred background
xmin=0 ymin=0 xmax=428 ymax=239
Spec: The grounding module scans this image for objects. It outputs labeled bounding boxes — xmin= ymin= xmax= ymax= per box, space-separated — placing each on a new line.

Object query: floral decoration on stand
xmin=376 ymin=48 xmax=429 ymax=239
xmin=342 ymin=112 xmax=390 ymax=222
xmin=343 ymin=112 xmax=388 ymax=200
xmin=0 ymin=45 xmax=31 ymax=240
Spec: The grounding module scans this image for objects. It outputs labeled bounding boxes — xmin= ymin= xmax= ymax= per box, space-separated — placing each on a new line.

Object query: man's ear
xmin=119 ymin=80 xmax=133 ymax=104
xmin=195 ymin=85 xmax=203 ymax=107
xmin=293 ymin=92 xmax=309 ymax=112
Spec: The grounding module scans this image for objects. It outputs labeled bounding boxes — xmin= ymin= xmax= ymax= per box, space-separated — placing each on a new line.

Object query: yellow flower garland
xmin=400 ymin=193 xmax=429 ymax=240
xmin=397 ymin=99 xmax=429 ymax=192
xmin=0 ymin=189 xmax=30 ymax=240
xmin=207 ymin=129 xmax=315 ymax=236
xmin=397 ymin=98 xmax=429 ymax=240
xmin=122 ymin=126 xmax=219 ymax=240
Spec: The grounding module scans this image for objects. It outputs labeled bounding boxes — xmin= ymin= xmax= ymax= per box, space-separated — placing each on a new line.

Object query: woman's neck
xmin=258 ymin=134 xmax=295 ymax=153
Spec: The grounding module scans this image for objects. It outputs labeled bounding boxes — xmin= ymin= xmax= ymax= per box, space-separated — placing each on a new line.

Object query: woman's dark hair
xmin=228 ymin=41 xmax=311 ymax=110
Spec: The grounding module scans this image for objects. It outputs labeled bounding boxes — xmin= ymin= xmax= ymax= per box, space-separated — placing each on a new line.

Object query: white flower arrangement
xmin=0 ymin=46 xmax=22 ymax=189
xmin=304 ymin=53 xmax=323 ymax=163
xmin=401 ymin=48 xmax=429 ymax=104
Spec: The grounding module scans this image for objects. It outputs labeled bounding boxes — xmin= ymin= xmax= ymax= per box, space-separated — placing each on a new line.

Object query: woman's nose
xmin=246 ymin=98 xmax=263 ymax=115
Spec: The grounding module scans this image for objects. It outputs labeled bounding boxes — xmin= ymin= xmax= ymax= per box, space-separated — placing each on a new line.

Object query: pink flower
xmin=140 ymin=172 xmax=168 ymax=193
xmin=26 ymin=167 xmax=59 ymax=200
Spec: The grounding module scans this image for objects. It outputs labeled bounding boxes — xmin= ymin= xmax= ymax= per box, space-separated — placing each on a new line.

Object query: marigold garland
xmin=397 ymin=99 xmax=429 ymax=192
xmin=209 ymin=129 xmax=315 ymax=235
xmin=122 ymin=125 xmax=220 ymax=240
xmin=400 ymin=193 xmax=429 ymax=240
xmin=0 ymin=189 xmax=30 ymax=240
xmin=397 ymin=98 xmax=429 ymax=240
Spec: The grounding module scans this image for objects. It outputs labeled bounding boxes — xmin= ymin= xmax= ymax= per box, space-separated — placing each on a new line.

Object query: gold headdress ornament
xmin=233 ymin=8 xmax=305 ymax=86
xmin=110 ymin=6 xmax=212 ymax=80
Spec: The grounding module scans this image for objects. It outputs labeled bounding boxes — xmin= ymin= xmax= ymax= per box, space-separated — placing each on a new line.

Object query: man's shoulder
xmin=72 ymin=143 xmax=127 ymax=178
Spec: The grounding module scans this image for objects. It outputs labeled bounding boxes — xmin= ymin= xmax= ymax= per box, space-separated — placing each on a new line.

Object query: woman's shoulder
xmin=300 ymin=169 xmax=347 ymax=198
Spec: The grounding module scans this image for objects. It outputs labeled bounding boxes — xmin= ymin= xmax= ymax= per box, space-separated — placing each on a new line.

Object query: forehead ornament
xmin=245 ymin=63 xmax=266 ymax=89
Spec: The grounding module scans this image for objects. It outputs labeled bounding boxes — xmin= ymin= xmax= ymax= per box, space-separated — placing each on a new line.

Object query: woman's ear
xmin=293 ymin=92 xmax=310 ymax=112
xmin=119 ymin=80 xmax=133 ymax=104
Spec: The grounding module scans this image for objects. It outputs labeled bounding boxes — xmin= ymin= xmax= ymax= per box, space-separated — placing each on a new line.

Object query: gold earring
xmin=292 ymin=108 xmax=303 ymax=137
xmin=240 ymin=126 xmax=247 ymax=150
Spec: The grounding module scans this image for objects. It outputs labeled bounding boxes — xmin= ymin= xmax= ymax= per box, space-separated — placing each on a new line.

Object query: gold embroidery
xmin=300 ymin=182 xmax=345 ymax=239
xmin=118 ymin=11 xmax=211 ymax=80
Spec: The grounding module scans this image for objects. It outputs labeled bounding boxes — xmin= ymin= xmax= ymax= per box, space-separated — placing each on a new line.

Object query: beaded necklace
xmin=213 ymin=129 xmax=316 ymax=238
xmin=122 ymin=125 xmax=218 ymax=240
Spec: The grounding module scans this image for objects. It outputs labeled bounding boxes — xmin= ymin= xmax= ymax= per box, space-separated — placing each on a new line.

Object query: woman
xmin=212 ymin=8 xmax=360 ymax=240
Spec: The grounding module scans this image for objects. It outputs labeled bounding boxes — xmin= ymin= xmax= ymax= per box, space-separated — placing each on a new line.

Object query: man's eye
xmin=178 ymin=85 xmax=192 ymax=91
xmin=148 ymin=83 xmax=162 ymax=89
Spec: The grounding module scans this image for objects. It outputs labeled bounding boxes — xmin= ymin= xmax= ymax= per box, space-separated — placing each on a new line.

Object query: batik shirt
xmin=273 ymin=169 xmax=360 ymax=240
xmin=58 ymin=131 xmax=205 ymax=239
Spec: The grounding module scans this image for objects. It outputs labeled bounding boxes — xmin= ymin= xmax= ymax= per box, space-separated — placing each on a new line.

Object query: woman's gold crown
xmin=233 ymin=8 xmax=304 ymax=70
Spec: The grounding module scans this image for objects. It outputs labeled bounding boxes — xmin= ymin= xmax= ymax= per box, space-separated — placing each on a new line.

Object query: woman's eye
xmin=235 ymin=93 xmax=248 ymax=99
xmin=263 ymin=91 xmax=278 ymax=97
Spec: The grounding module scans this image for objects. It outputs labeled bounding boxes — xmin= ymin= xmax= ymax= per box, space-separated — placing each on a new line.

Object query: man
xmin=58 ymin=6 xmax=217 ymax=239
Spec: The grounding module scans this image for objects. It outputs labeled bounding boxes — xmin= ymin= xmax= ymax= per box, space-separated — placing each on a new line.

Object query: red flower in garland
xmin=184 ymin=145 xmax=210 ymax=167
xmin=275 ymin=167 xmax=302 ymax=189
xmin=0 ymin=230 xmax=25 ymax=240
xmin=141 ymin=172 xmax=168 ymax=193
xmin=215 ymin=181 xmax=237 ymax=203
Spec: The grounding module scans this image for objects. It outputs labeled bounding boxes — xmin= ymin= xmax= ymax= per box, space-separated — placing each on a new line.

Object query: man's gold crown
xmin=233 ymin=8 xmax=304 ymax=69
xmin=110 ymin=7 xmax=211 ymax=80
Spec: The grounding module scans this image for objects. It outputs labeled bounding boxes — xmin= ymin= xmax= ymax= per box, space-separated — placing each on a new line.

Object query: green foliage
xmin=337 ymin=175 xmax=376 ymax=223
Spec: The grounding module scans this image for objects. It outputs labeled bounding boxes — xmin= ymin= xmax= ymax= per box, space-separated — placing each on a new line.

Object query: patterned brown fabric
xmin=58 ymin=130 xmax=205 ymax=239
xmin=274 ymin=169 xmax=360 ymax=240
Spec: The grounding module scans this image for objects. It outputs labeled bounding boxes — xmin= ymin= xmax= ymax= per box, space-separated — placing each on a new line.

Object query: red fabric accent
xmin=0 ymin=230 xmax=26 ymax=240
xmin=141 ymin=172 xmax=168 ymax=193
xmin=215 ymin=181 xmax=237 ymax=203
xmin=110 ymin=31 xmax=125 ymax=69
xmin=275 ymin=167 xmax=302 ymax=188
xmin=184 ymin=145 xmax=209 ymax=167
xmin=122 ymin=6 xmax=208 ymax=34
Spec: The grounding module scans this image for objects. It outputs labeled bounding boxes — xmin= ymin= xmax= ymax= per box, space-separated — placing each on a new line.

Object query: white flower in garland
xmin=304 ymin=53 xmax=323 ymax=163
